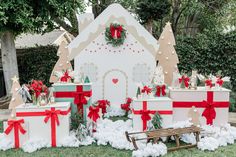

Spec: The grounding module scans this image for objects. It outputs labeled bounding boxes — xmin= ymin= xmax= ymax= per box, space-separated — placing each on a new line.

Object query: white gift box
xmin=132 ymin=97 xmax=173 ymax=131
xmin=3 ymin=119 xmax=29 ymax=148
xmin=169 ymin=87 xmax=230 ymax=126
xmin=15 ymin=102 xmax=71 ymax=147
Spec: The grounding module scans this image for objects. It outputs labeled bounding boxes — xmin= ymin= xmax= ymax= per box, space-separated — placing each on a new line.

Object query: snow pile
xmin=171 ymin=120 xmax=193 ymax=129
xmin=22 ymin=139 xmax=50 ymax=153
xmin=93 ymin=118 xmax=134 ymax=150
xmin=197 ymin=137 xmax=219 ymax=151
xmin=0 ymin=133 xmax=14 ymax=151
xmin=59 ymin=131 xmax=94 ymax=147
xmin=181 ymin=133 xmax=196 ymax=145
xmin=132 ymin=143 xmax=167 ymax=157
xmin=104 ymin=105 xmax=125 ymax=117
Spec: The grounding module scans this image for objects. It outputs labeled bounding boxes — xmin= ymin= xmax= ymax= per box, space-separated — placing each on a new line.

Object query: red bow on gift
xmin=88 ymin=106 xmax=100 ymax=122
xmin=60 ymin=70 xmax=71 ymax=82
xmin=155 ymin=85 xmax=166 ymax=97
xmin=4 ymin=119 xmax=26 ymax=148
xmin=110 ymin=24 xmax=123 ymax=39
xmin=202 ymin=100 xmax=216 ymax=125
xmin=179 ymin=76 xmax=190 ymax=88
xmin=97 ymin=100 xmax=110 ymax=114
xmin=44 ymin=108 xmax=61 ymax=126
xmin=216 ymin=78 xmax=224 ymax=86
xmin=141 ymin=86 xmax=152 ymax=94
xmin=205 ymin=79 xmax=213 ymax=88
xmin=140 ymin=110 xmax=154 ymax=124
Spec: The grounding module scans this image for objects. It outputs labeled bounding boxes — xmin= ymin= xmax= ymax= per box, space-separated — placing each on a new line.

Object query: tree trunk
xmin=145 ymin=19 xmax=153 ymax=34
xmin=1 ymin=31 xmax=19 ymax=95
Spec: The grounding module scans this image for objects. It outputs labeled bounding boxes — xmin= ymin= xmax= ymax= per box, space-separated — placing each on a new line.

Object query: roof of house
xmin=68 ymin=3 xmax=159 ymax=60
xmin=0 ymin=30 xmax=73 ymax=49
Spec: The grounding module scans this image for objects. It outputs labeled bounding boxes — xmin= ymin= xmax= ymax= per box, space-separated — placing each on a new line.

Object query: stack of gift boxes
xmin=3 ymin=82 xmax=94 ymax=148
xmin=3 ymin=70 xmax=230 ymax=149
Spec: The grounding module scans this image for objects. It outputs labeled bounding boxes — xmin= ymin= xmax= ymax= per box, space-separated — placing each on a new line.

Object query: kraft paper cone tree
xmin=50 ymin=41 xmax=73 ymax=83
xmin=9 ymin=76 xmax=24 ymax=118
xmin=157 ymin=22 xmax=179 ymax=85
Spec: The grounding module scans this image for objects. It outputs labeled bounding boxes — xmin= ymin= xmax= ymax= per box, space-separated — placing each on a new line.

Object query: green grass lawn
xmin=1 ymin=120 xmax=236 ymax=157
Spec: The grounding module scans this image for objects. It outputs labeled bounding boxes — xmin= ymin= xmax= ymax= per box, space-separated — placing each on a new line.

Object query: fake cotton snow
xmin=197 ymin=137 xmax=219 ymax=151
xmin=132 ymin=143 xmax=167 ymax=157
xmin=0 ymin=133 xmax=14 ymax=151
xmin=104 ymin=105 xmax=126 ymax=117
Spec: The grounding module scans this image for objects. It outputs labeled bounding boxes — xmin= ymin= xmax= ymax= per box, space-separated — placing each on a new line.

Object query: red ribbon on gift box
xmin=88 ymin=106 xmax=100 ymax=122
xmin=173 ymin=91 xmax=229 ymax=125
xmin=16 ymin=107 xmax=71 ymax=147
xmin=54 ymin=85 xmax=92 ymax=115
xmin=132 ymin=101 xmax=173 ymax=131
xmin=4 ymin=119 xmax=26 ymax=148
xmin=216 ymin=78 xmax=224 ymax=86
xmin=205 ymin=79 xmax=213 ymax=88
xmin=155 ymin=85 xmax=166 ymax=97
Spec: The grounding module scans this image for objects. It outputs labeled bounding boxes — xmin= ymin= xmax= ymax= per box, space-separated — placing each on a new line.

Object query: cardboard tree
xmin=9 ymin=76 xmax=24 ymax=118
xmin=49 ymin=41 xmax=73 ymax=83
xmin=157 ymin=22 xmax=179 ymax=85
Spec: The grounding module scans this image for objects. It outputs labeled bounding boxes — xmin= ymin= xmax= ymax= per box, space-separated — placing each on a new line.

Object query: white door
xmin=103 ymin=70 xmax=128 ymax=106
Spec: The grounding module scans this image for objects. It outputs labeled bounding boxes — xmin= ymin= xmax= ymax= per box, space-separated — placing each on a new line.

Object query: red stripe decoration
xmin=4 ymin=119 xmax=26 ymax=148
xmin=173 ymin=91 xmax=229 ymax=125
xmin=16 ymin=107 xmax=71 ymax=147
xmin=53 ymin=85 xmax=92 ymax=116
xmin=132 ymin=101 xmax=172 ymax=131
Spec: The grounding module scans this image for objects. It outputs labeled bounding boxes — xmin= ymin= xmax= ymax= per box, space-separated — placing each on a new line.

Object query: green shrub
xmin=17 ymin=45 xmax=58 ymax=86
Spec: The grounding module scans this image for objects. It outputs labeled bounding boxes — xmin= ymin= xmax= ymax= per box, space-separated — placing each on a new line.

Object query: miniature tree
xmin=136 ymin=87 xmax=141 ymax=98
xmin=9 ymin=76 xmax=24 ymax=118
xmin=151 ymin=112 xmax=162 ymax=129
xmin=84 ymin=76 xmax=90 ymax=83
xmin=49 ymin=41 xmax=73 ymax=83
xmin=157 ymin=22 xmax=179 ymax=85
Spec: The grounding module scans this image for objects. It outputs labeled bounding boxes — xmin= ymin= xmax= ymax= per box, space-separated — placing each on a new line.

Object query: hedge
xmin=17 ymin=45 xmax=58 ymax=86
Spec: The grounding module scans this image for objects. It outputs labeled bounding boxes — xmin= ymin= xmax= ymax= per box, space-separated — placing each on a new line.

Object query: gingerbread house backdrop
xmin=68 ymin=4 xmax=159 ymax=106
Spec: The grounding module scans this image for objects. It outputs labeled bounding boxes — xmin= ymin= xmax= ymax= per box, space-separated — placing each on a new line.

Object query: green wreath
xmin=105 ymin=23 xmax=126 ymax=47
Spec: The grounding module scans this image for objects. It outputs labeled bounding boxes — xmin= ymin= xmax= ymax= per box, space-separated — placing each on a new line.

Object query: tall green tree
xmin=135 ymin=0 xmax=171 ymax=34
xmin=0 ymin=0 xmax=84 ymax=95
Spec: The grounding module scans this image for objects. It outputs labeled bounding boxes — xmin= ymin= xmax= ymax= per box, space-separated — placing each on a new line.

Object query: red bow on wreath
xmin=110 ymin=24 xmax=123 ymax=39
xmin=60 ymin=70 xmax=71 ymax=82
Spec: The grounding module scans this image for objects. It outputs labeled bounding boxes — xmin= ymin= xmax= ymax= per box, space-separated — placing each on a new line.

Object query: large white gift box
xmin=132 ymin=97 xmax=173 ymax=131
xmin=15 ymin=102 xmax=71 ymax=147
xmin=3 ymin=119 xmax=29 ymax=148
xmin=169 ymin=87 xmax=230 ymax=126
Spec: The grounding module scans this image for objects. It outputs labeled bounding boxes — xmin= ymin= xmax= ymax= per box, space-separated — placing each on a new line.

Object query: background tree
xmin=135 ymin=0 xmax=171 ymax=34
xmin=0 ymin=0 xmax=84 ymax=95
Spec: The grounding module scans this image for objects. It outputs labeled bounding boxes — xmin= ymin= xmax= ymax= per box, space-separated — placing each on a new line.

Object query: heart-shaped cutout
xmin=112 ymin=78 xmax=118 ymax=84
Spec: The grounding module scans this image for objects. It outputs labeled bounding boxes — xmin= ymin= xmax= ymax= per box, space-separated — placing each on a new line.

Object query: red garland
xmin=155 ymin=85 xmax=166 ymax=97
xmin=110 ymin=24 xmax=123 ymax=39
xmin=205 ymin=79 xmax=213 ymax=88
xmin=4 ymin=119 xmax=26 ymax=148
xmin=97 ymin=100 xmax=110 ymax=114
xmin=88 ymin=106 xmax=100 ymax=122
xmin=60 ymin=70 xmax=72 ymax=82
xmin=179 ymin=76 xmax=190 ymax=88
xmin=141 ymin=86 xmax=152 ymax=94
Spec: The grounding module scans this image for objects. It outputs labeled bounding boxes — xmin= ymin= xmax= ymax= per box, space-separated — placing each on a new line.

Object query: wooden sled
xmin=125 ymin=125 xmax=201 ymax=151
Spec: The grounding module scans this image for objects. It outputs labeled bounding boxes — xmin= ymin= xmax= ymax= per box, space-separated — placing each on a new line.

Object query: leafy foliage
xmin=17 ymin=46 xmax=58 ymax=86
xmin=0 ymin=0 xmax=85 ymax=36
xmin=135 ymin=0 xmax=170 ymax=24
